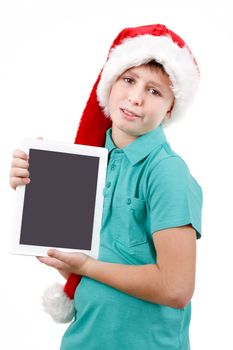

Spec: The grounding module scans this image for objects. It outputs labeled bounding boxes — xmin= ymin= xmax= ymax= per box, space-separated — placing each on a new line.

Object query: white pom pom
xmin=42 ymin=283 xmax=75 ymax=323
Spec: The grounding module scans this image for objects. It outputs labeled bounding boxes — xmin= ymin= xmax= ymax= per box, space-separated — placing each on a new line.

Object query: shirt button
xmin=126 ymin=198 xmax=131 ymax=205
xmin=106 ymin=181 xmax=111 ymax=188
xmin=111 ymin=164 xmax=116 ymax=170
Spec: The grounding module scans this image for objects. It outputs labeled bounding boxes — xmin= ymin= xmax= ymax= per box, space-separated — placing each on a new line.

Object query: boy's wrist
xmin=81 ymin=255 xmax=97 ymax=277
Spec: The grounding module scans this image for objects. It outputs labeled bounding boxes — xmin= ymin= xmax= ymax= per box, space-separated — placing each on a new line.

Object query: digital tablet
xmin=10 ymin=138 xmax=108 ymax=258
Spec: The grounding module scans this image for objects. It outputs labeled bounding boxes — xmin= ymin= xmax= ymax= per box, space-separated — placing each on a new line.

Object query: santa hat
xmin=42 ymin=23 xmax=200 ymax=323
xmin=74 ymin=23 xmax=199 ymax=147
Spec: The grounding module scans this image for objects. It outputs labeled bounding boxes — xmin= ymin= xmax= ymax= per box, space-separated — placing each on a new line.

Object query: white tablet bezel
xmin=10 ymin=138 xmax=108 ymax=258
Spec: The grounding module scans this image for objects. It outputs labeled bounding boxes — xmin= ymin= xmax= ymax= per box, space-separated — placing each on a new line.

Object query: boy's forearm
xmin=83 ymin=259 xmax=180 ymax=308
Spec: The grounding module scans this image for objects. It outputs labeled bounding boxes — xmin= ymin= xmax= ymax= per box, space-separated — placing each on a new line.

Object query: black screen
xmin=20 ymin=149 xmax=100 ymax=250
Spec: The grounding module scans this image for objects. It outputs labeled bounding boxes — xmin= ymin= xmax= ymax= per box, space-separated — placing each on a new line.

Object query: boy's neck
xmin=111 ymin=127 xmax=138 ymax=149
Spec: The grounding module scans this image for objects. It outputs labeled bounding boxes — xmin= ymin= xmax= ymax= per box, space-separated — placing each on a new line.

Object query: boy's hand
xmin=37 ymin=249 xmax=94 ymax=277
xmin=10 ymin=149 xmax=30 ymax=190
xmin=9 ymin=137 xmax=43 ymax=190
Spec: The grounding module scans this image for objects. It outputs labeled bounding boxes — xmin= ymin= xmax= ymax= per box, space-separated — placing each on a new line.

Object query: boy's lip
xmin=120 ymin=107 xmax=142 ymax=119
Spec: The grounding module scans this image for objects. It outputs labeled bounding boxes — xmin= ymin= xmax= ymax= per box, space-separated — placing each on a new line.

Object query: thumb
xmin=47 ymin=249 xmax=72 ymax=264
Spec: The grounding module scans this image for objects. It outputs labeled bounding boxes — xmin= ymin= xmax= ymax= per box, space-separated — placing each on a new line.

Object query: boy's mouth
xmin=120 ymin=108 xmax=142 ymax=119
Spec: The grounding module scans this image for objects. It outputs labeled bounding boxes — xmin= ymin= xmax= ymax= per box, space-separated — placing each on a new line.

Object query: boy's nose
xmin=128 ymin=92 xmax=143 ymax=106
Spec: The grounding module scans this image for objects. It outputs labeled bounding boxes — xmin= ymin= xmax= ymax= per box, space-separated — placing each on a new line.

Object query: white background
xmin=0 ymin=0 xmax=232 ymax=349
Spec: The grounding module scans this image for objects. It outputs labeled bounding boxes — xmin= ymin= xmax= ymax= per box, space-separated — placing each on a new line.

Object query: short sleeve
xmin=147 ymin=156 xmax=203 ymax=239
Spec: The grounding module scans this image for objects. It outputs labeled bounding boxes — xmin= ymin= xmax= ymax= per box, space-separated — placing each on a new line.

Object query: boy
xmin=10 ymin=24 xmax=202 ymax=349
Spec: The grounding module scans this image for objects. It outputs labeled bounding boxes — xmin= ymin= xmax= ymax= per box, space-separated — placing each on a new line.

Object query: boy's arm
xmin=38 ymin=225 xmax=196 ymax=309
xmin=85 ymin=225 xmax=196 ymax=308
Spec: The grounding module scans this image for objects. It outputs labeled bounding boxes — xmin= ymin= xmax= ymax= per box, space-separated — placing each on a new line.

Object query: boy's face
xmin=108 ymin=64 xmax=174 ymax=143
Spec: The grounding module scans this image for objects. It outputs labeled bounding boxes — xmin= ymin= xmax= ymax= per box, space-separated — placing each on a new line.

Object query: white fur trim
xmin=42 ymin=283 xmax=75 ymax=323
xmin=97 ymin=35 xmax=199 ymax=121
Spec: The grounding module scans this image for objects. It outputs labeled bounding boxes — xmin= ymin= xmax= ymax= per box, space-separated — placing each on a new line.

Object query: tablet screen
xmin=20 ymin=148 xmax=100 ymax=250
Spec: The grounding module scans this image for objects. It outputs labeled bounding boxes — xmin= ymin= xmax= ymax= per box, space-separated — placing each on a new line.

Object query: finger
xmin=37 ymin=136 xmax=43 ymax=140
xmin=10 ymin=176 xmax=30 ymax=190
xmin=11 ymin=157 xmax=29 ymax=169
xmin=10 ymin=167 xmax=30 ymax=178
xmin=12 ymin=149 xmax=29 ymax=160
xmin=37 ymin=256 xmax=68 ymax=270
xmin=47 ymin=249 xmax=73 ymax=265
xmin=57 ymin=269 xmax=70 ymax=280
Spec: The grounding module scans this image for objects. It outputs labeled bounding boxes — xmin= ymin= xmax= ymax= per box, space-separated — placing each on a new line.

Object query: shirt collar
xmin=105 ymin=124 xmax=168 ymax=165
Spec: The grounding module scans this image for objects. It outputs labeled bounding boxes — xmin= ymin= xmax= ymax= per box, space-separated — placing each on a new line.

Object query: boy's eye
xmin=148 ymin=88 xmax=161 ymax=96
xmin=123 ymin=77 xmax=134 ymax=84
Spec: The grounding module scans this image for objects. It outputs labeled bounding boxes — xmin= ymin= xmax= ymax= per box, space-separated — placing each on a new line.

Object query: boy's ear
xmin=166 ymin=100 xmax=175 ymax=119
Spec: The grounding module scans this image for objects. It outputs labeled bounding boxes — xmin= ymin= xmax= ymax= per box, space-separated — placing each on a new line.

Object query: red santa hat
xmin=42 ymin=23 xmax=200 ymax=323
xmin=74 ymin=23 xmax=199 ymax=147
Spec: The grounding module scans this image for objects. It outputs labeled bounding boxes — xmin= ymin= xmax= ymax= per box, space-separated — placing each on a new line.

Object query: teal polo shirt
xmin=60 ymin=125 xmax=203 ymax=350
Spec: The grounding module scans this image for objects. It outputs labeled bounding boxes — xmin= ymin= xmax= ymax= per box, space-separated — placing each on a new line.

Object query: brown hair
xmin=146 ymin=60 xmax=166 ymax=75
